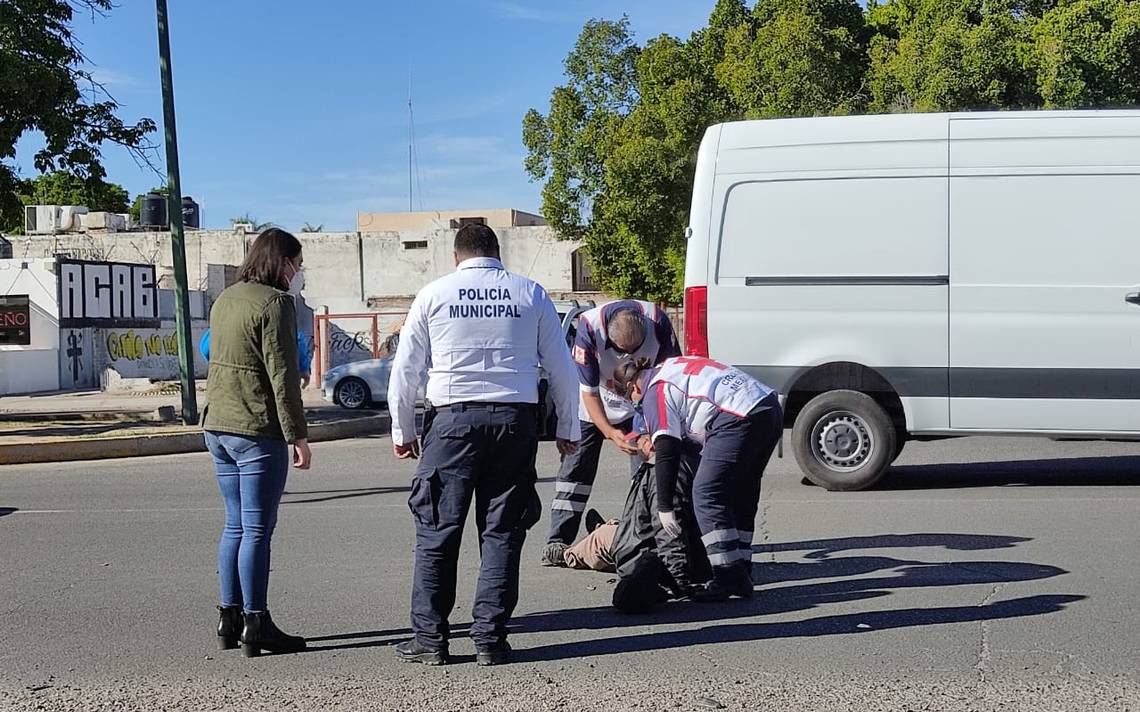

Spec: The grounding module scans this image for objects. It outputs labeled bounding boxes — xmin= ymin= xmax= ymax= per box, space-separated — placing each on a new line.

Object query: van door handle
xmin=1126 ymin=293 xmax=1140 ymax=306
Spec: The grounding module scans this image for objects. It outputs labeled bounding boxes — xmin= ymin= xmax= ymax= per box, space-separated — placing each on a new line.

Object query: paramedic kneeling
xmin=614 ymin=356 xmax=782 ymax=601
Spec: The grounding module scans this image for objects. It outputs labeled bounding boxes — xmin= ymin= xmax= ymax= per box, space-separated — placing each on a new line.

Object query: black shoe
xmin=689 ymin=580 xmax=731 ymax=603
xmin=240 ymin=611 xmax=306 ymax=657
xmin=585 ymin=509 xmax=605 ymax=534
xmin=540 ymin=542 xmax=569 ymax=567
xmin=217 ymin=606 xmax=242 ymax=650
xmin=396 ymin=639 xmax=449 ymax=666
xmin=476 ymin=641 xmax=512 ymax=667
xmin=728 ymin=564 xmax=755 ymax=599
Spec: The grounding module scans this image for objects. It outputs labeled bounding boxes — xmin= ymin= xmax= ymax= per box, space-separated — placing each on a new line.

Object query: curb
xmin=0 ymin=414 xmax=390 ymax=466
xmin=0 ymin=410 xmax=172 ymax=424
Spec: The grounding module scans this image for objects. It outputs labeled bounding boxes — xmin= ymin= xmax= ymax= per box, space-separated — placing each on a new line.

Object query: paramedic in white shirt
xmin=541 ymin=300 xmax=680 ymax=566
xmin=386 ymin=223 xmax=580 ymax=667
xmin=614 ymin=355 xmax=782 ymax=601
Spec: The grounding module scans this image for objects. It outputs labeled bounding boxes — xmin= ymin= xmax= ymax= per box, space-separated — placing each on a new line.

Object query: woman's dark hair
xmin=613 ymin=357 xmax=653 ymax=398
xmin=238 ymin=228 xmax=302 ymax=290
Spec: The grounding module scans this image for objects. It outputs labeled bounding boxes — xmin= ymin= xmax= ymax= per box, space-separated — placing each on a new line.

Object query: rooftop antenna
xmin=407 ymin=72 xmax=413 ymax=212
xmin=407 ymin=70 xmax=425 ymax=213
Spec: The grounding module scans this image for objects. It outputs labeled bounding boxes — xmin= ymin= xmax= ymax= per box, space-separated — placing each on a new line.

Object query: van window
xmin=716 ymin=177 xmax=946 ymax=281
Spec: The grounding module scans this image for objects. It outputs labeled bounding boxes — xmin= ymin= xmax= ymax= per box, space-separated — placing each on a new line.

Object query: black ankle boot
xmin=728 ymin=563 xmax=754 ymax=599
xmin=240 ymin=611 xmax=306 ymax=657
xmin=475 ymin=640 xmax=512 ymax=667
xmin=395 ymin=639 xmax=449 ymax=666
xmin=217 ymin=606 xmax=242 ymax=650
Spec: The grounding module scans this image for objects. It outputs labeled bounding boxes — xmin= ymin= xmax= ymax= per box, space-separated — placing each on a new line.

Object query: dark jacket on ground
xmin=612 ymin=446 xmax=710 ymax=613
xmin=202 ymin=281 xmax=307 ymax=443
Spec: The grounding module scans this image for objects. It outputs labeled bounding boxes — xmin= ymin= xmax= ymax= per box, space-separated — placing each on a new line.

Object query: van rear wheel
xmin=792 ymin=390 xmax=896 ymax=492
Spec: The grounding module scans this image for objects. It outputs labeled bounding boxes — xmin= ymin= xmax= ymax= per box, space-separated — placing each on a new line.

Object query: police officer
xmin=541 ymin=300 xmax=679 ymax=566
xmin=613 ymin=356 xmax=782 ymax=600
xmin=387 ymin=223 xmax=580 ymax=667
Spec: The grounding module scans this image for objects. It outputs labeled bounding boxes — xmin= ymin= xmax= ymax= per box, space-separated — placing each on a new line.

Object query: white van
xmin=683 ymin=110 xmax=1140 ymax=491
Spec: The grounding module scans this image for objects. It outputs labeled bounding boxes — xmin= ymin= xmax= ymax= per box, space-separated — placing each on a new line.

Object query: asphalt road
xmin=2 ymin=433 xmax=1139 ymax=711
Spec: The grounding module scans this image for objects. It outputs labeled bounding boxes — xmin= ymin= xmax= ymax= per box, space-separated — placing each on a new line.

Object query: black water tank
xmin=141 ymin=192 xmax=168 ymax=228
xmin=181 ymin=196 xmax=200 ymax=229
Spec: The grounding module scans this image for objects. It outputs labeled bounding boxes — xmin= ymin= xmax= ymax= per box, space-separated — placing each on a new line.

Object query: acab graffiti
xmin=106 ymin=330 xmax=180 ymax=362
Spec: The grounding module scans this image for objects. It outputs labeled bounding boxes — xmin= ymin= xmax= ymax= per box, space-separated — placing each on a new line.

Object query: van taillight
xmin=684 ymin=286 xmax=708 ymax=357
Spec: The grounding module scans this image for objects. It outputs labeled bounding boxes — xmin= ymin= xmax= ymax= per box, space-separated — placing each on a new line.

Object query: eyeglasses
xmin=611 ymin=339 xmax=645 ymax=357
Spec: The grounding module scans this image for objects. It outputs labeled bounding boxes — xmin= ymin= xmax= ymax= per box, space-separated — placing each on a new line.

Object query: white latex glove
xmin=658 ymin=510 xmax=682 ymax=539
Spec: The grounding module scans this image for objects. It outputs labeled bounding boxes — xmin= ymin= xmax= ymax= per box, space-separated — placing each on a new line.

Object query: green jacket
xmin=202 ymin=281 xmax=308 ymax=442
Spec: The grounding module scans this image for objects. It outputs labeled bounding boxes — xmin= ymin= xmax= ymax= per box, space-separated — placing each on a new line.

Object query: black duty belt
xmin=427 ymin=401 xmax=535 ymax=413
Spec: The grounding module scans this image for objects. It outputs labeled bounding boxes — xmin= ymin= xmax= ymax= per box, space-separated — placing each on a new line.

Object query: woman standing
xmin=204 ymin=228 xmax=312 ymax=657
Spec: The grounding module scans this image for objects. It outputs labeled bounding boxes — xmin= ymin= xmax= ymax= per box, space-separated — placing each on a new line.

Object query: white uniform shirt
xmin=572 ymin=300 xmax=680 ymax=424
xmin=387 ymin=257 xmax=581 ymax=445
xmin=642 ymin=357 xmax=774 ymax=445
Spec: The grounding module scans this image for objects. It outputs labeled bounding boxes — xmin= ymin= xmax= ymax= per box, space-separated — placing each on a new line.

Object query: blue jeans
xmin=205 ymin=431 xmax=289 ymax=614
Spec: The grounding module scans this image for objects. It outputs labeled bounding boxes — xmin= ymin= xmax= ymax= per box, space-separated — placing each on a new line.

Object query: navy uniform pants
xmin=692 ymin=394 xmax=783 ymax=575
xmin=546 ymin=418 xmax=641 ymax=545
xmin=408 ymin=402 xmax=541 ymax=651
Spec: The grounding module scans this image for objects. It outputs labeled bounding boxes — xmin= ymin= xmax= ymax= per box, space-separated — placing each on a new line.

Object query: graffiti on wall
xmin=327 ymin=328 xmax=400 ymax=367
xmin=57 ymin=328 xmax=96 ymax=389
xmin=98 ymin=325 xmax=208 ymax=380
xmin=106 ymin=330 xmax=181 ymax=362
xmin=58 ymin=259 xmax=159 ymax=327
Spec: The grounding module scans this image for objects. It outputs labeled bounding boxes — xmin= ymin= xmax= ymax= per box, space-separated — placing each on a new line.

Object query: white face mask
xmin=287 ymin=264 xmax=305 ymax=296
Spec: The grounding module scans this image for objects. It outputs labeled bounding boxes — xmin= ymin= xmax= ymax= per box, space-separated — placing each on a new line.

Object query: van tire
xmin=892 ymin=426 xmax=908 ymax=463
xmin=792 ymin=390 xmax=896 ymax=492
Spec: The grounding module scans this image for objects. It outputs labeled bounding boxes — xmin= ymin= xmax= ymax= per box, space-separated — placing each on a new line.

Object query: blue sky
xmin=14 ymin=1 xmax=719 ymax=231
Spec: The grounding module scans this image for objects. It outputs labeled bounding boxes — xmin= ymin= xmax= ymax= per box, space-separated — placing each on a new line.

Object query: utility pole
xmin=155 ymin=0 xmax=198 ymax=425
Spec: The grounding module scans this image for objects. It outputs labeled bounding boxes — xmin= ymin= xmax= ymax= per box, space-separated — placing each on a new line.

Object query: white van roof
xmin=714 ymin=110 xmax=1140 ymax=150
xmin=709 ymin=110 xmax=1140 ymax=176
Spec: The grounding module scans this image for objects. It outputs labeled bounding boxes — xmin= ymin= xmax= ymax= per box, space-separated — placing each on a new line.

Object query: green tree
xmin=300 ymin=222 xmax=324 ymax=233
xmin=523 ymin=17 xmax=640 ymax=240
xmin=1033 ymin=0 xmax=1140 ymax=108
xmin=18 ymin=170 xmax=129 ymax=211
xmin=0 ymin=0 xmax=157 ymax=231
xmin=866 ymin=0 xmax=1043 ymax=112
xmin=718 ymin=0 xmax=869 ymax=118
xmin=526 ymin=0 xmax=1140 ymax=302
xmin=592 ymin=25 xmax=743 ymax=300
xmin=525 ymin=9 xmax=750 ymax=301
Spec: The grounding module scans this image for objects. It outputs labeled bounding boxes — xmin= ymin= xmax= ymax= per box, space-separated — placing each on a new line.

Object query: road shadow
xmin=307 ymin=533 xmax=1077 ymax=657
xmin=0 ymin=507 xmax=17 ymax=518
xmin=510 ymin=555 xmax=1067 ymax=636
xmin=511 ymin=594 xmax=1083 ymax=662
xmin=755 ymin=533 xmax=1031 ymax=559
xmin=284 ymin=476 xmax=558 ymax=505
xmin=881 ymin=455 xmax=1140 ymax=490
xmin=282 ymin=486 xmax=411 ymax=504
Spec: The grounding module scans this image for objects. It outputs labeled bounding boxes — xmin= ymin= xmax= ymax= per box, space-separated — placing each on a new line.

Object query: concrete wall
xmin=7 ymin=227 xmax=587 ymax=375
xmin=0 ymin=257 xmax=211 ymax=395
xmin=356 ymin=208 xmax=545 ymax=232
xmin=0 ymin=258 xmax=61 ymax=394
xmin=7 ymin=226 xmax=579 ymax=306
xmin=97 ymin=321 xmax=209 ymax=385
xmin=352 ymin=227 xmax=578 ymax=301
